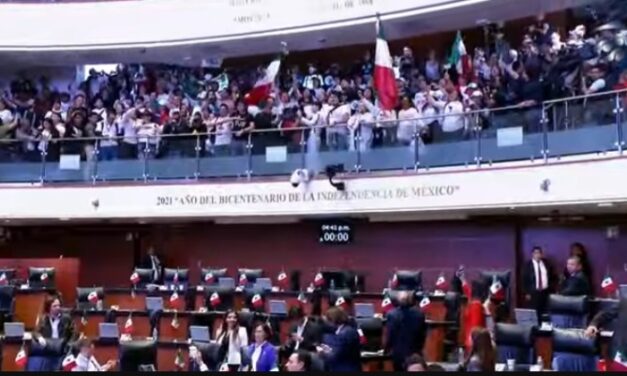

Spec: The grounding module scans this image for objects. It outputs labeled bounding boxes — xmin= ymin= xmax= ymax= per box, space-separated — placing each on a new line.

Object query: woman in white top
xmin=134 ymin=110 xmax=160 ymax=158
xmin=216 ymin=310 xmax=248 ymax=371
xmin=397 ymin=96 xmax=421 ymax=146
xmin=324 ymin=93 xmax=351 ymax=151
xmin=211 ymin=104 xmax=233 ymax=156
xmin=300 ymin=101 xmax=324 ymax=153
xmin=348 ymin=101 xmax=375 ymax=152
xmin=431 ymin=89 xmax=466 ymax=142
xmin=96 ymin=112 xmax=119 ymax=161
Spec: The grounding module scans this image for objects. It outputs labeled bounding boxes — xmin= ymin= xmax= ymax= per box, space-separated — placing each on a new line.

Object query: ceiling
xmin=0 ymin=0 xmax=598 ymax=67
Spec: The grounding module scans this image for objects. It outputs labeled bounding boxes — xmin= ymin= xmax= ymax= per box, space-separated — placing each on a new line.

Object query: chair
xmin=119 ymin=340 xmax=157 ymax=371
xmin=392 ymin=270 xmax=422 ymax=291
xmin=131 ymin=268 xmax=154 ymax=288
xmin=244 ymin=287 xmax=267 ymax=312
xmin=26 ymin=338 xmax=64 ymax=372
xmin=355 ymin=317 xmax=383 ymax=352
xmin=594 ymin=299 xmax=619 ymax=332
xmin=204 ymin=286 xmax=235 ymax=312
xmin=75 ymin=287 xmax=104 ymax=311
xmin=443 ymin=292 xmax=462 ymax=323
xmin=200 ymin=268 xmax=228 ymax=285
xmin=28 ymin=267 xmax=56 ymax=288
xmin=551 ymin=328 xmax=598 ymax=372
xmin=328 ymin=289 xmax=353 ymax=310
xmin=191 ymin=342 xmax=222 ymax=371
xmin=238 ymin=311 xmax=256 ymax=333
xmin=0 ymin=286 xmax=15 ymax=322
xmin=547 ymin=295 xmax=589 ymax=329
xmin=320 ymin=270 xmax=355 ymax=291
xmin=237 ymin=268 xmax=263 ymax=287
xmin=163 ymin=268 xmax=189 ymax=287
xmin=494 ymin=323 xmax=534 ymax=364
xmin=0 ymin=268 xmax=16 ymax=284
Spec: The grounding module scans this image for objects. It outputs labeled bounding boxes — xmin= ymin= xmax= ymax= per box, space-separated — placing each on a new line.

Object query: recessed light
xmin=597 ymin=203 xmax=615 ymax=208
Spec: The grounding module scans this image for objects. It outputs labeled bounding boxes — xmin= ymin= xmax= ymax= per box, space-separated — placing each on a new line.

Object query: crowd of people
xmin=0 ymin=14 xmax=625 ymax=165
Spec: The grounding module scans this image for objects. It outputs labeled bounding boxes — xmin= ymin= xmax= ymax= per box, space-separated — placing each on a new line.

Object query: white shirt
xmin=326 ymin=104 xmax=351 ymax=134
xmin=120 ymin=109 xmax=137 ymax=145
xmin=219 ymin=327 xmax=248 ymax=366
xmin=0 ymin=109 xmax=13 ymax=125
xmin=73 ymin=353 xmax=102 ymax=372
xmin=50 ymin=317 xmax=60 ymax=339
xmin=251 ymin=342 xmax=265 ymax=372
xmin=96 ymin=120 xmax=119 ymax=147
xmin=213 ymin=117 xmax=233 ymax=146
xmin=438 ymin=100 xmax=466 ymax=132
xmin=533 ymin=259 xmax=548 ymax=291
xmin=587 ymin=78 xmax=606 ymax=94
xmin=294 ymin=318 xmax=308 ymax=350
xmin=135 ymin=121 xmax=159 ymax=145
xmin=397 ymin=107 xmax=421 ymax=142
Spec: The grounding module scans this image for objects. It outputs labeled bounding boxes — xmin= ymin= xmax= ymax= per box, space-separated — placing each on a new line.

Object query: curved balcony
xmin=0 ymin=89 xmax=624 ymax=185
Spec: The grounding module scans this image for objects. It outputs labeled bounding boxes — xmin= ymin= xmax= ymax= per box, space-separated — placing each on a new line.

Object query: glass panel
xmin=419 ymin=109 xmax=476 ymax=169
xmin=42 ymin=137 xmax=98 ymax=183
xmin=359 ymin=120 xmax=416 ymax=172
xmin=249 ymin=128 xmax=306 ymax=177
xmin=479 ymin=106 xmax=544 ymax=164
xmin=198 ymin=131 xmax=251 ymax=179
xmin=620 ymin=91 xmax=627 ymax=151
xmin=147 ymin=135 xmax=198 ymax=180
xmin=546 ymin=91 xmax=619 ymax=158
xmin=0 ymin=139 xmax=42 ymax=183
xmin=91 ymin=137 xmax=145 ymax=182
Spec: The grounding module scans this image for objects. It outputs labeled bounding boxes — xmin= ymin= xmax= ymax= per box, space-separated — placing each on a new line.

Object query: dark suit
xmin=283 ymin=318 xmax=322 ymax=353
xmin=34 ymin=314 xmax=76 ymax=345
xmin=321 ymin=325 xmax=361 ymax=372
xmin=559 ymin=271 xmax=591 ymax=296
xmin=139 ymin=254 xmax=163 ymax=283
xmin=385 ymin=306 xmax=427 ymax=371
xmin=522 ymin=259 xmax=554 ymax=320
xmin=591 ymin=297 xmax=627 ymax=358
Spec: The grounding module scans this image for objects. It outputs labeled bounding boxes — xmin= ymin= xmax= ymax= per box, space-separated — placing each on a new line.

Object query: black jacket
xmin=385 ymin=306 xmax=427 ymax=366
xmin=591 ymin=297 xmax=627 ymax=357
xmin=34 ymin=314 xmax=76 ymax=345
xmin=559 ymin=271 xmax=591 ymax=296
xmin=522 ymin=259 xmax=555 ymax=294
xmin=284 ymin=318 xmax=322 ymax=353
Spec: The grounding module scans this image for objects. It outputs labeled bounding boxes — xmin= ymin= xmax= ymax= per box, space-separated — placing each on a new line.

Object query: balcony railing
xmin=1 ymin=89 xmax=626 ymax=185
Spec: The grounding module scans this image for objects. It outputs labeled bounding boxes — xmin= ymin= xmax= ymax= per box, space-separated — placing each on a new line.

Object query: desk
xmin=103 ymin=289 xmax=147 ymax=311
xmin=423 ymin=320 xmax=455 ymax=362
xmin=14 ymin=289 xmax=55 ymax=330
xmin=71 ymin=310 xmax=107 ymax=339
xmin=1 ymin=338 xmax=27 ymax=371
xmin=158 ymin=312 xmax=190 ymax=342
xmin=156 ymin=341 xmax=189 ymax=371
xmin=93 ymin=340 xmax=119 ymax=370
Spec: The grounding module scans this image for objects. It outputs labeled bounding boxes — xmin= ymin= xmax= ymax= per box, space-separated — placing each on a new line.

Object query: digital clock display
xmin=319 ymin=221 xmax=353 ymax=245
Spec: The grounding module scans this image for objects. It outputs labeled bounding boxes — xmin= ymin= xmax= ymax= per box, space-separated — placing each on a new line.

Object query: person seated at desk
xmin=189 ymin=345 xmax=210 ymax=372
xmin=285 ymin=350 xmax=312 ymax=372
xmin=215 ymin=310 xmax=249 ymax=371
xmin=33 ymin=295 xmax=77 ymax=347
xmin=282 ymin=306 xmax=321 ymax=354
xmin=559 ymin=256 xmax=591 ymax=296
xmin=317 ymin=307 xmax=361 ymax=372
xmin=386 ymin=291 xmax=427 ymax=371
xmin=72 ymin=338 xmax=117 ymax=372
xmin=463 ymin=328 xmax=496 ymax=372
xmin=245 ymin=323 xmax=278 ymax=372
xmin=405 ymin=354 xmax=427 ymax=372
xmin=585 ymin=296 xmax=627 ymax=372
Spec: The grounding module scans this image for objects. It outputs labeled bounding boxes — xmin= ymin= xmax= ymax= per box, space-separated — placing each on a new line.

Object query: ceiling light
xmin=597 ymin=202 xmax=615 ymax=208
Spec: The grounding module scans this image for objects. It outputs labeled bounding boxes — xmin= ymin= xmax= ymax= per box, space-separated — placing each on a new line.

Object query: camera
xmin=290 ymin=169 xmax=311 ymax=188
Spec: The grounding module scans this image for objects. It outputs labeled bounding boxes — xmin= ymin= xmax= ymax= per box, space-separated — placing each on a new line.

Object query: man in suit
xmin=285 ymin=350 xmax=312 ymax=372
xmin=282 ymin=307 xmax=321 ymax=355
xmin=139 ymin=245 xmax=163 ymax=284
xmin=385 ymin=290 xmax=427 ymax=371
xmin=585 ymin=297 xmax=627 ymax=371
xmin=522 ymin=246 xmax=554 ymax=321
xmin=559 ymin=256 xmax=591 ymax=296
xmin=33 ymin=295 xmax=76 ymax=347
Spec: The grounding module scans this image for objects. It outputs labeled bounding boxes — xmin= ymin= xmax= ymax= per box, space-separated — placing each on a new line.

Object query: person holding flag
xmin=385 ymin=291 xmax=426 ymax=371
xmin=586 ymin=295 xmax=627 ymax=372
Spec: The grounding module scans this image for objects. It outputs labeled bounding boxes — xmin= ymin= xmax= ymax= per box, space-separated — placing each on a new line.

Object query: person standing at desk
xmin=283 ymin=306 xmax=321 ymax=354
xmin=585 ymin=297 xmax=627 ymax=371
xmin=317 ymin=307 xmax=361 ymax=372
xmin=139 ymin=245 xmax=163 ymax=284
xmin=245 ymin=324 xmax=278 ymax=372
xmin=385 ymin=290 xmax=427 ymax=371
xmin=33 ymin=295 xmax=76 ymax=347
xmin=216 ymin=310 xmax=249 ymax=371
xmin=559 ymin=256 xmax=591 ymax=296
xmin=522 ymin=246 xmax=555 ymax=321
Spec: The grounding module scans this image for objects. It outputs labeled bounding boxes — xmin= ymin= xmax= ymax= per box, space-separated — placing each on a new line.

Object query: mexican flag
xmin=313 ymin=272 xmax=325 ymax=288
xmin=244 ymin=57 xmax=282 ymax=106
xmin=88 ymin=290 xmax=99 ymax=304
xmin=204 ymin=272 xmax=215 ymax=284
xmin=448 ymin=31 xmax=472 ymax=77
xmin=374 ymin=18 xmax=398 ymax=111
xmin=611 ymin=352 xmax=627 ymax=372
xmin=335 ymin=296 xmax=349 ymax=310
xmin=276 ymin=271 xmax=289 ymax=290
xmin=123 ymin=313 xmax=134 ymax=335
xmin=601 ymin=275 xmax=618 ymax=295
xmin=381 ymin=297 xmax=394 ymax=314
xmin=390 ymin=273 xmax=399 ymax=289
xmin=15 ymin=346 xmax=27 ymax=367
xmin=251 ymin=294 xmax=264 ymax=310
xmin=62 ymin=352 xmax=77 ymax=371
xmin=130 ymin=272 xmax=140 ymax=285
xmin=419 ymin=296 xmax=432 ymax=311
xmin=435 ymin=274 xmax=448 ymax=291
xmin=358 ymin=328 xmax=367 ymax=345
xmin=174 ymin=348 xmax=186 ymax=370
xmin=0 ymin=273 xmax=8 ymax=286
xmin=171 ymin=311 xmax=180 ymax=329
xmin=209 ymin=292 xmax=221 ymax=308
xmin=489 ymin=277 xmax=506 ymax=301
xmin=239 ymin=273 xmax=248 ymax=287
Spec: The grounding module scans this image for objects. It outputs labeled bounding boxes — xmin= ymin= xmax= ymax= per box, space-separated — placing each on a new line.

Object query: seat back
xmin=76 ymin=287 xmax=104 ymax=310
xmin=310 ymin=352 xmax=326 ymax=372
xmin=0 ymin=286 xmax=15 ymax=312
xmin=244 ymin=287 xmax=267 ymax=312
xmin=494 ymin=323 xmax=534 ymax=364
xmin=192 ymin=342 xmax=222 ymax=371
xmin=204 ymin=286 xmax=235 ymax=312
xmin=163 ymin=268 xmax=189 ymax=286
xmin=444 ymin=292 xmax=461 ymax=323
xmin=237 ymin=268 xmax=263 ymax=286
xmin=394 ymin=270 xmax=422 ymax=291
xmin=548 ymin=294 xmax=589 ymax=329
xmin=355 ymin=317 xmax=383 ymax=352
xmin=200 ymin=268 xmax=228 ymax=285
xmin=0 ymin=268 xmax=16 ymax=284
xmin=551 ymin=328 xmax=598 ymax=372
xmin=328 ymin=289 xmax=352 ymax=308
xmin=594 ymin=299 xmax=619 ymax=332
xmin=119 ymin=340 xmax=157 ymax=371
xmin=28 ymin=267 xmax=56 ymax=288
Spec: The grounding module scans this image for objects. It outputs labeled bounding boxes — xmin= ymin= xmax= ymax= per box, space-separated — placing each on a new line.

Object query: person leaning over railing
xmin=347 ymin=100 xmax=375 ymax=152
xmin=430 ymin=87 xmax=466 ymax=142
